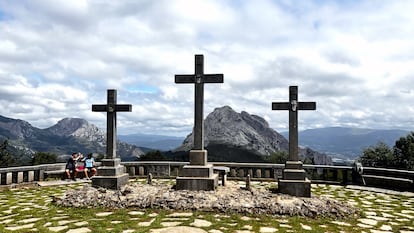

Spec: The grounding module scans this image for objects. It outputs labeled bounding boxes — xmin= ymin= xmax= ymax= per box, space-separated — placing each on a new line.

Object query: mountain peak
xmin=0 ymin=115 xmax=144 ymax=160
xmin=0 ymin=115 xmax=37 ymax=139
xmin=175 ymin=106 xmax=331 ymax=164
xmin=214 ymin=105 xmax=234 ymax=112
xmin=46 ymin=118 xmax=91 ymax=136
xmin=176 ymin=106 xmax=288 ymax=155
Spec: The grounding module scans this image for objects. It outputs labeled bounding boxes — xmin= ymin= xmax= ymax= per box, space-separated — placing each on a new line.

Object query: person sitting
xmin=83 ymin=153 xmax=97 ymax=179
xmin=65 ymin=153 xmax=79 ymax=181
xmin=76 ymin=153 xmax=85 ymax=178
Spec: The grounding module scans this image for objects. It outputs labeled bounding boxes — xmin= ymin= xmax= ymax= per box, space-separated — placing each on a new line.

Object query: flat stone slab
xmin=259 ymin=227 xmax=278 ymax=233
xmin=37 ymin=179 xmax=90 ymax=187
xmin=167 ymin=212 xmax=193 ymax=217
xmin=49 ymin=226 xmax=69 ymax=232
xmin=128 ymin=211 xmax=145 ymax=216
xmin=95 ymin=212 xmax=113 ymax=217
xmin=151 ymin=226 xmax=207 ymax=233
xmin=18 ymin=217 xmax=42 ymax=223
xmin=346 ymin=185 xmax=414 ymax=197
xmin=161 ymin=222 xmax=182 ymax=227
xmin=67 ymin=228 xmax=92 ymax=233
xmin=5 ymin=223 xmax=35 ymax=231
xmin=191 ymin=219 xmax=212 ymax=227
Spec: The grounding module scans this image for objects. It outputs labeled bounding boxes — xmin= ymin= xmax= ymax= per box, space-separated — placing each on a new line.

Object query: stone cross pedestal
xmin=175 ymin=54 xmax=223 ymax=190
xmin=272 ymin=86 xmax=316 ymax=197
xmin=91 ymin=89 xmax=132 ymax=190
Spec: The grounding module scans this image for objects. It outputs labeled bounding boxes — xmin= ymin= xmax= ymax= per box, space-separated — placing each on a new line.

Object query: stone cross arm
xmin=272 ymin=102 xmax=316 ymax=111
xmin=92 ymin=104 xmax=132 ymax=112
xmin=175 ymin=74 xmax=224 ymax=84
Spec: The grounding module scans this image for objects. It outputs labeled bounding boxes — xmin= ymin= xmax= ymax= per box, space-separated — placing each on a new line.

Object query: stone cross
xmin=272 ymin=86 xmax=316 ymax=161
xmin=92 ymin=89 xmax=132 ymax=159
xmin=175 ymin=54 xmax=223 ymax=150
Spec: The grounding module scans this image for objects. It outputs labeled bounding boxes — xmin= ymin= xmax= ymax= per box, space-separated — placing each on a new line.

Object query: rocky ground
xmin=53 ymin=181 xmax=357 ymax=218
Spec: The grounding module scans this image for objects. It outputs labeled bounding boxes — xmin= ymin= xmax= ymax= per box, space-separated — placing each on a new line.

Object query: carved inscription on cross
xmin=272 ymin=86 xmax=316 ymax=161
xmin=92 ymin=89 xmax=132 ymax=159
xmin=175 ymin=54 xmax=223 ymax=150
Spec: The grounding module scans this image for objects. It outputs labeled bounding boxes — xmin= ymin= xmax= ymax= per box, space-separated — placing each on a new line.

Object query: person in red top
xmin=76 ymin=153 xmax=85 ymax=176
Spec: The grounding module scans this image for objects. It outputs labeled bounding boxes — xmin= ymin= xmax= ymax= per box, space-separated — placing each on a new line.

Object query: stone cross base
xmin=278 ymin=161 xmax=311 ymax=197
xmin=176 ymin=174 xmax=219 ymax=191
xmin=278 ymin=178 xmax=311 ymax=197
xmin=92 ymin=158 xmax=129 ymax=190
xmin=176 ymin=150 xmax=218 ymax=191
xmin=189 ymin=149 xmax=207 ymax=165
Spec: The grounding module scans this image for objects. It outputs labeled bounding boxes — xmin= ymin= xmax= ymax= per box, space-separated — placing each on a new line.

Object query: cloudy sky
xmin=1 ymin=0 xmax=413 ymax=136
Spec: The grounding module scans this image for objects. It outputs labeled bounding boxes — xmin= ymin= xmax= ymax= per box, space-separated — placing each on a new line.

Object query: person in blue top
xmin=83 ymin=153 xmax=96 ymax=179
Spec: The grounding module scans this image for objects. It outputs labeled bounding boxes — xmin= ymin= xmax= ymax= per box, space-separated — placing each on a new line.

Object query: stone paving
xmin=0 ymin=179 xmax=413 ymax=232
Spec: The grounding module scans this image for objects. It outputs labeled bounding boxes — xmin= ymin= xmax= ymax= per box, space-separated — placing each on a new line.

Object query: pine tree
xmin=0 ymin=140 xmax=16 ymax=168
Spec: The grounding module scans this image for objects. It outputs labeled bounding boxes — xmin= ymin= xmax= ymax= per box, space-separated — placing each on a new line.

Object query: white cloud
xmin=0 ymin=0 xmax=413 ymax=136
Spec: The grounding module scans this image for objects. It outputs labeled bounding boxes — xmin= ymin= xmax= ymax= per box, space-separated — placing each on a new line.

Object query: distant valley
xmin=281 ymin=127 xmax=410 ymax=160
xmin=118 ymin=134 xmax=184 ymax=152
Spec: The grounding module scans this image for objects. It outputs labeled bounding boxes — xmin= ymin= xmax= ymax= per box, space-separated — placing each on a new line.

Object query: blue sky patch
xmin=127 ymin=84 xmax=158 ymax=94
xmin=0 ymin=9 xmax=11 ymax=21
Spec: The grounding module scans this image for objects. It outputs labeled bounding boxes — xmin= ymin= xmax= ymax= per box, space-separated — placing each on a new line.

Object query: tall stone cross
xmin=175 ymin=54 xmax=223 ymax=151
xmin=272 ymin=86 xmax=316 ymax=161
xmin=175 ymin=54 xmax=223 ymax=190
xmin=92 ymin=89 xmax=132 ymax=159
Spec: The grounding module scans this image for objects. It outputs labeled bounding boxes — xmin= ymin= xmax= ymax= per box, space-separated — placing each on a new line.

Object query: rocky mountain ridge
xmin=0 ymin=115 xmax=144 ymax=160
xmin=176 ymin=106 xmax=332 ymax=165
xmin=46 ymin=118 xmax=106 ymax=145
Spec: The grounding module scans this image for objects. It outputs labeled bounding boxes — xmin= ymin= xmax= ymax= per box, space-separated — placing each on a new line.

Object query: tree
xmin=31 ymin=152 xmax=57 ymax=165
xmin=394 ymin=132 xmax=414 ymax=170
xmin=0 ymin=140 xmax=16 ymax=168
xmin=265 ymin=151 xmax=288 ymax=164
xmin=360 ymin=142 xmax=394 ymax=168
xmin=138 ymin=150 xmax=167 ymax=161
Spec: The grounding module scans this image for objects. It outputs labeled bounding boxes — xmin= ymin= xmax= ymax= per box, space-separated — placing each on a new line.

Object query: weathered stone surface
xmin=151 ymin=226 xmax=207 ymax=233
xmin=259 ymin=227 xmax=278 ymax=233
xmin=128 ymin=211 xmax=144 ymax=216
xmin=278 ymin=178 xmax=311 ymax=197
xmin=95 ymin=212 xmax=113 ymax=217
xmin=191 ymin=219 xmax=212 ymax=227
xmin=66 ymin=228 xmax=91 ymax=233
xmin=49 ymin=226 xmax=69 ymax=232
xmin=161 ymin=222 xmax=182 ymax=227
xmin=5 ymin=223 xmax=35 ymax=231
xmin=53 ymin=181 xmax=358 ymax=218
xmin=167 ymin=212 xmax=193 ymax=217
xmin=18 ymin=217 xmax=42 ymax=223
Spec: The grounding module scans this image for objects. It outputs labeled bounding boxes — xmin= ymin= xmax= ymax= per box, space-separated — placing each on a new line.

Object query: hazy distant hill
xmin=119 ymin=134 xmax=184 ymax=151
xmin=282 ymin=127 xmax=410 ymax=159
xmin=0 ymin=115 xmax=144 ymax=162
xmin=175 ymin=106 xmax=332 ymax=165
